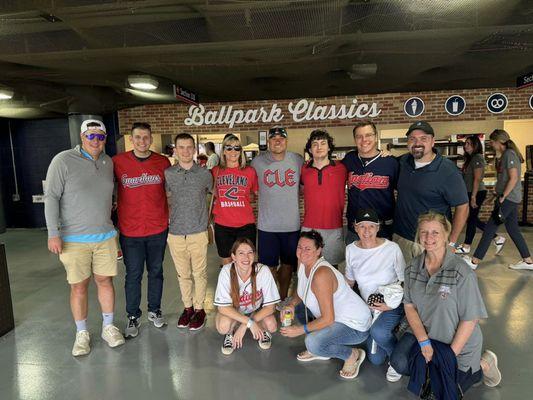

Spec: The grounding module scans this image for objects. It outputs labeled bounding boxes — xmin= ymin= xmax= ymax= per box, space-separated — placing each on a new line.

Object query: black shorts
xmin=214 ymin=223 xmax=257 ymax=258
xmin=257 ymin=230 xmax=299 ymax=268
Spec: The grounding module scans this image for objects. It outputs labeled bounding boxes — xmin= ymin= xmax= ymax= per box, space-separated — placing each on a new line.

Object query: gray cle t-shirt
xmin=495 ymin=149 xmax=522 ymax=203
xmin=251 ymin=151 xmax=304 ymax=232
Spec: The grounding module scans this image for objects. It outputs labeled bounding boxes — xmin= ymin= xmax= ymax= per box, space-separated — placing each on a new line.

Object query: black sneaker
xmin=221 ymin=333 xmax=234 ymax=355
xmin=124 ymin=316 xmax=140 ymax=338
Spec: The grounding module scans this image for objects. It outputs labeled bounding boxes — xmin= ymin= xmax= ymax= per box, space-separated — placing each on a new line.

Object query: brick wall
xmin=118 ymin=86 xmax=533 ymax=223
xmin=118 ymin=86 xmax=533 ymax=135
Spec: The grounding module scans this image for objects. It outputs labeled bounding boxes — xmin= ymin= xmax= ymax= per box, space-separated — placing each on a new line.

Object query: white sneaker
xmin=509 ymin=260 xmax=533 ymax=271
xmin=72 ymin=330 xmax=91 ymax=356
xmin=462 ymin=256 xmax=478 ymax=270
xmin=101 ymin=324 xmax=125 ymax=348
xmin=386 ymin=364 xmax=402 ymax=382
xmin=493 ymin=236 xmax=506 ymax=255
xmin=455 ymin=245 xmax=470 ymax=255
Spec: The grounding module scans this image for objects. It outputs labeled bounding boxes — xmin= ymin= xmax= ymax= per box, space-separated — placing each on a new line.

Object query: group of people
xmin=44 ymin=117 xmax=530 ymax=397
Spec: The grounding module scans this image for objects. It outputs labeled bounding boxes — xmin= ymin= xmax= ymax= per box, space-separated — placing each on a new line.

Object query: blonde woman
xmin=211 ymin=135 xmax=258 ymax=266
xmin=464 ymin=130 xmax=532 ymax=270
xmin=214 ymin=238 xmax=279 ymax=355
xmin=390 ymin=212 xmax=501 ymax=395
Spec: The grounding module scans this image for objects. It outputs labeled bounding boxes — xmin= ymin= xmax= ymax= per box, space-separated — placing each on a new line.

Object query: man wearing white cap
xmin=45 ymin=119 xmax=125 ymax=357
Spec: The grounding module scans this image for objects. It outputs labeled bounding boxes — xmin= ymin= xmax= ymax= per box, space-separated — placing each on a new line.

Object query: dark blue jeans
xmin=120 ymin=229 xmax=168 ymax=318
xmin=390 ymin=332 xmax=483 ymax=394
xmin=366 ymin=304 xmax=405 ymax=365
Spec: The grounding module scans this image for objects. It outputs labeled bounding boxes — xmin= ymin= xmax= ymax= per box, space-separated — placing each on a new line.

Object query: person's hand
xmin=498 ymin=195 xmax=505 ymax=204
xmin=249 ymin=320 xmax=263 ymax=341
xmin=370 ymin=302 xmax=392 ymax=312
xmin=450 ymin=344 xmax=460 ymax=356
xmin=470 ymin=197 xmax=478 ymax=209
xmin=279 ymin=305 xmax=295 ymax=323
xmin=421 ymin=343 xmax=434 ymax=363
xmin=48 ymin=236 xmax=63 ymax=254
xmin=280 ymin=325 xmax=304 ymax=338
xmin=232 ymin=324 xmax=247 ymax=349
xmin=112 ymin=201 xmax=118 ymax=211
xmin=380 ymin=150 xmax=393 ymax=157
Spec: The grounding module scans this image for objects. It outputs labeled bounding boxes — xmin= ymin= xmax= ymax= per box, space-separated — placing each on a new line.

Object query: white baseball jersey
xmin=214 ymin=263 xmax=280 ymax=314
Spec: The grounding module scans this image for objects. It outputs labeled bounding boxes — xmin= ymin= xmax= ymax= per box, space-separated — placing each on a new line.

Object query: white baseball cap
xmin=81 ymin=119 xmax=106 ymax=134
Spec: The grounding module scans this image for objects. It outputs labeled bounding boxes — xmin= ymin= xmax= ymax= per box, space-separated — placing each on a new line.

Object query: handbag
xmin=491 ymin=198 xmax=505 ymax=225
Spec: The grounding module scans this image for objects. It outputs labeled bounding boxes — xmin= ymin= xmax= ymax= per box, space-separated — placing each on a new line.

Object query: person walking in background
xmin=166 ymin=133 xmax=213 ymax=330
xmin=45 ymin=119 xmax=125 ymax=356
xmin=205 ymin=141 xmax=219 ymax=170
xmin=463 ymin=130 xmax=532 ymax=270
xmin=113 ymin=122 xmax=171 ymax=338
xmin=301 ymin=129 xmax=347 ymax=266
xmin=456 ymin=135 xmax=505 ymax=255
xmin=212 ymin=134 xmax=258 ymax=267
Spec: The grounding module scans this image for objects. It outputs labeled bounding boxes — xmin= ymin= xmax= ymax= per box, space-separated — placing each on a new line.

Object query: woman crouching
xmin=214 ymin=238 xmax=280 ymax=355
xmin=280 ymin=230 xmax=372 ymax=379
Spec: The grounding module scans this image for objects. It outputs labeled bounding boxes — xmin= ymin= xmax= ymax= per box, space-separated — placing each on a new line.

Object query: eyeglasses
xmin=354 ymin=133 xmax=375 ymax=141
xmin=224 ymin=145 xmax=242 ymax=152
xmin=84 ymin=133 xmax=106 ymax=141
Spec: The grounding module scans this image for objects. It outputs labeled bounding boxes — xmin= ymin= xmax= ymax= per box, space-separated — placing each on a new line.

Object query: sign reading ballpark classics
xmin=184 ymin=99 xmax=381 ymax=128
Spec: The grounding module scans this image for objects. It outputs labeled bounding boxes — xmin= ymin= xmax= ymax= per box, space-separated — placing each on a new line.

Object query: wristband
xmin=246 ymin=318 xmax=253 ymax=329
xmin=303 ymin=323 xmax=310 ymax=335
xmin=419 ymin=339 xmax=431 ymax=348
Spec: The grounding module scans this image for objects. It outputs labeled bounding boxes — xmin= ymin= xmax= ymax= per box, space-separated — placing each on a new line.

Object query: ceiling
xmin=0 ymin=0 xmax=532 ymax=118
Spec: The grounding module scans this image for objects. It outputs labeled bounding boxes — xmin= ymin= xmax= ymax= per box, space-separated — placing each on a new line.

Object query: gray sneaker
xmin=124 ymin=316 xmax=140 ymax=338
xmin=148 ymin=310 xmax=166 ymax=328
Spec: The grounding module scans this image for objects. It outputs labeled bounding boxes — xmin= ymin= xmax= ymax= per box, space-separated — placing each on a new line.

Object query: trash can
xmin=0 ymin=243 xmax=14 ymax=336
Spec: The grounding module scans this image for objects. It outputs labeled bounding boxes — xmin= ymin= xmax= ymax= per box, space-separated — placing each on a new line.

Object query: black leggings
xmin=473 ymin=200 xmax=531 ymax=260
xmin=464 ymin=191 xmax=488 ymax=245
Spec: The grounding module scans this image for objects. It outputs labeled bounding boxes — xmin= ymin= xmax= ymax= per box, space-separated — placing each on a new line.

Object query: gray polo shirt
xmin=463 ymin=153 xmax=485 ymax=193
xmin=404 ymin=249 xmax=488 ymax=372
xmin=495 ymin=149 xmax=522 ymax=203
xmin=165 ymin=163 xmax=212 ymax=235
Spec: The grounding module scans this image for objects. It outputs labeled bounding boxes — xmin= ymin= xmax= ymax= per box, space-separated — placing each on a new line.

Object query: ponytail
xmin=490 ymin=129 xmax=524 ymax=163
xmin=251 ymin=262 xmax=257 ymax=308
xmin=230 ymin=263 xmax=240 ymax=308
xmin=506 ymin=139 xmax=525 ymax=163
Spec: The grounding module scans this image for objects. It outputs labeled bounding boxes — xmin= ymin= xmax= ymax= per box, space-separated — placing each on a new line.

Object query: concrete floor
xmin=0 ymin=228 xmax=531 ymax=400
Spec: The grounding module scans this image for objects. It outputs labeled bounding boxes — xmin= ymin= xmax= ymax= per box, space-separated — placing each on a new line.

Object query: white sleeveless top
xmin=297 ymin=257 xmax=372 ymax=332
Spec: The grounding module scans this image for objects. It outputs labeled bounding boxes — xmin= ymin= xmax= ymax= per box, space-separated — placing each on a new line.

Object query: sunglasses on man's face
xmin=84 ymin=132 xmax=106 ymax=141
xmin=224 ymin=145 xmax=242 ymax=152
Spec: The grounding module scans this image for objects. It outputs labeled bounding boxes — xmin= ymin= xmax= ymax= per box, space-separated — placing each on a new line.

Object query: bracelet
xmin=303 ymin=323 xmax=310 ymax=335
xmin=246 ymin=318 xmax=253 ymax=329
xmin=419 ymin=339 xmax=431 ymax=348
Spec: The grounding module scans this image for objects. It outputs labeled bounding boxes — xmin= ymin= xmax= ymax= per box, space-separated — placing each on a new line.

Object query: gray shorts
xmin=301 ymin=227 xmax=345 ymax=265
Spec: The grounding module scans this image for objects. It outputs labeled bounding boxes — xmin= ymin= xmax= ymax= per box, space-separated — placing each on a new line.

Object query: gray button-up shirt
xmin=165 ymin=163 xmax=212 ymax=235
xmin=404 ymin=249 xmax=488 ymax=372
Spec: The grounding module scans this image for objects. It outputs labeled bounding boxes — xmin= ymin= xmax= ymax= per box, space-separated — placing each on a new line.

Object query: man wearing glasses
xmin=343 ymin=120 xmax=399 ymax=244
xmin=393 ymin=121 xmax=468 ymax=263
xmin=45 ymin=119 xmax=125 ymax=357
xmin=251 ymin=126 xmax=304 ymax=303
xmin=113 ymin=122 xmax=171 ymax=338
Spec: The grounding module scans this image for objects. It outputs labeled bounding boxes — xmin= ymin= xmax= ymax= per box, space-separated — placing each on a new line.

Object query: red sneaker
xmin=189 ymin=309 xmax=206 ymax=331
xmin=177 ymin=307 xmax=194 ymax=328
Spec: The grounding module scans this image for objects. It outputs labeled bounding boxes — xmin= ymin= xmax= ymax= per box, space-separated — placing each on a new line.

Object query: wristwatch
xmin=246 ymin=318 xmax=254 ymax=329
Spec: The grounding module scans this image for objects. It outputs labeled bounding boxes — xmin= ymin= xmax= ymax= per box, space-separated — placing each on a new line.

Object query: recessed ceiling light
xmin=0 ymin=88 xmax=14 ymax=100
xmin=128 ymin=75 xmax=159 ymax=90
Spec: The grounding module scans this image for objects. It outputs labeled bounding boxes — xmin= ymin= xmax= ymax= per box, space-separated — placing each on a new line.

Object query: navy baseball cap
xmin=406 ymin=121 xmax=434 ymax=137
xmin=268 ymin=126 xmax=288 ymax=138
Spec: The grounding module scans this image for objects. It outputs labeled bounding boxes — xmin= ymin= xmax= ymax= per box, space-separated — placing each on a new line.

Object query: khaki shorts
xmin=59 ymin=236 xmax=118 ymax=284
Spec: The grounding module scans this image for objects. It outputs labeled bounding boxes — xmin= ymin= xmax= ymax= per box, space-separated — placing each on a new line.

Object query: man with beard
xmin=393 ymin=121 xmax=469 ymax=263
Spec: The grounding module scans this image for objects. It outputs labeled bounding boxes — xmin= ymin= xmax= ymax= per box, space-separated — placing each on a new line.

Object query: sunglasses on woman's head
xmin=224 ymin=145 xmax=242 ymax=152
xmin=84 ymin=133 xmax=106 ymax=141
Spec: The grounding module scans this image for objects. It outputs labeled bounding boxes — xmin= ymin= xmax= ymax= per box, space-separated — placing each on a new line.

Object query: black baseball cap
xmin=355 ymin=208 xmax=380 ymax=225
xmin=406 ymin=121 xmax=434 ymax=137
xmin=268 ymin=126 xmax=288 ymax=138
